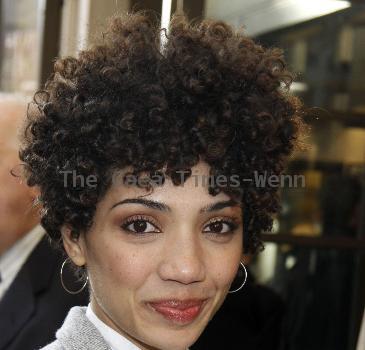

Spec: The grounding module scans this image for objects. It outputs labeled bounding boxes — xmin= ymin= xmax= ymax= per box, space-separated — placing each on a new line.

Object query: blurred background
xmin=0 ymin=1 xmax=364 ymax=349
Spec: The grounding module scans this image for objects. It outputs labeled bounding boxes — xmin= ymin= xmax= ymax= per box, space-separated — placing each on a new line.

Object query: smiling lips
xmin=147 ymin=299 xmax=207 ymax=324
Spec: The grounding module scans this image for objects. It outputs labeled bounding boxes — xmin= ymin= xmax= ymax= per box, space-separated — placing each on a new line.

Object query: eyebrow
xmin=110 ymin=198 xmax=170 ymax=212
xmin=109 ymin=198 xmax=241 ymax=213
xmin=199 ymin=199 xmax=241 ymax=213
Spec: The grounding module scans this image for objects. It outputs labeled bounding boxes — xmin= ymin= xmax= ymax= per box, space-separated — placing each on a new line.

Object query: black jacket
xmin=191 ymin=275 xmax=285 ymax=350
xmin=0 ymin=235 xmax=89 ymax=350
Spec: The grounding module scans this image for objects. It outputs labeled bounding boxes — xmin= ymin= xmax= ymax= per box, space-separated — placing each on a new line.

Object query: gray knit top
xmin=39 ymin=306 xmax=111 ymax=350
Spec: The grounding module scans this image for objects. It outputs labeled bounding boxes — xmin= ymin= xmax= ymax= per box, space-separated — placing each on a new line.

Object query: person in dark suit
xmin=0 ymin=98 xmax=89 ymax=350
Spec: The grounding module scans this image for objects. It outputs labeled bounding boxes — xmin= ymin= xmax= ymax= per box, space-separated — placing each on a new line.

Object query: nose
xmin=157 ymin=232 xmax=206 ymax=285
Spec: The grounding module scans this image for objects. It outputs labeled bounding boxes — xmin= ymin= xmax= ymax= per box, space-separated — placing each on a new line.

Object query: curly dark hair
xmin=19 ymin=10 xmax=306 ymax=255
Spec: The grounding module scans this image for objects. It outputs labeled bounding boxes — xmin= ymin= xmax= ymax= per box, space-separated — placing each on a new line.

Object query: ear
xmin=61 ymin=225 xmax=86 ymax=267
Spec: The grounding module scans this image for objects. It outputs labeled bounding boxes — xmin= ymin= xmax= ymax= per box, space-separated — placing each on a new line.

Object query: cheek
xmin=209 ymin=236 xmax=243 ymax=289
xmin=87 ymin=240 xmax=153 ymax=295
xmin=211 ymin=254 xmax=240 ymax=288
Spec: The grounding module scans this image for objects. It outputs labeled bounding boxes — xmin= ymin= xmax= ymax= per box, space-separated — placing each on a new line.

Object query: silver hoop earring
xmin=60 ymin=258 xmax=88 ymax=295
xmin=228 ymin=261 xmax=247 ymax=293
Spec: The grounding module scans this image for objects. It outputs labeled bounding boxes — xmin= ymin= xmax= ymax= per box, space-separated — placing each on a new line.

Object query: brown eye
xmin=203 ymin=218 xmax=238 ymax=235
xmin=130 ymin=220 xmax=148 ymax=233
xmin=121 ymin=216 xmax=161 ymax=234
xmin=209 ymin=221 xmax=224 ymax=233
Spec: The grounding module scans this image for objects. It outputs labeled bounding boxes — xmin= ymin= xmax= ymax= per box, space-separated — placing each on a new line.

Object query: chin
xmin=140 ymin=323 xmax=205 ymax=350
xmin=148 ymin=336 xmax=197 ymax=350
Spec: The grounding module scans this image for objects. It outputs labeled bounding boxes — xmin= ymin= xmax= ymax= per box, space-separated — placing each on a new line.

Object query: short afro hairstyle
xmin=19 ymin=11 xmax=307 ymax=254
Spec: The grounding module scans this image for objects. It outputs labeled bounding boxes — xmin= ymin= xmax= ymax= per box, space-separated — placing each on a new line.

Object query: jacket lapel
xmin=0 ymin=266 xmax=35 ymax=349
xmin=0 ymin=235 xmax=56 ymax=350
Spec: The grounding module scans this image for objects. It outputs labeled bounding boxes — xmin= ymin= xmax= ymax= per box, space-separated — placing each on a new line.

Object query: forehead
xmin=104 ymin=161 xmax=234 ymax=208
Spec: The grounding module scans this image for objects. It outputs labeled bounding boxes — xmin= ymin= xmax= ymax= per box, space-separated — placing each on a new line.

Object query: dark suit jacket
xmin=191 ymin=275 xmax=285 ymax=350
xmin=0 ymin=235 xmax=89 ymax=350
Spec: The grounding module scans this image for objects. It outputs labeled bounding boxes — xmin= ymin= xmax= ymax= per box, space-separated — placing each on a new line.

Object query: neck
xmin=0 ymin=217 xmax=40 ymax=256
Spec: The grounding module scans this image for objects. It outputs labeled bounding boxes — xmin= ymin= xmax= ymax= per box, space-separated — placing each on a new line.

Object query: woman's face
xmin=64 ymin=161 xmax=243 ymax=350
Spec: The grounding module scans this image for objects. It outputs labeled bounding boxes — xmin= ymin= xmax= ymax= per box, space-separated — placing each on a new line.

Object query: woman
xmin=19 ymin=10 xmax=305 ymax=350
